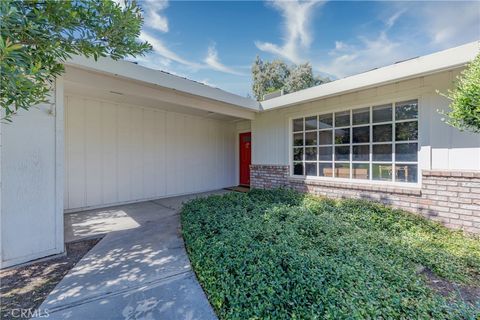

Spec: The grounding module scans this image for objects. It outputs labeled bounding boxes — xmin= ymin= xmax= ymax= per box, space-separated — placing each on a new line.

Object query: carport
xmin=0 ymin=56 xmax=257 ymax=268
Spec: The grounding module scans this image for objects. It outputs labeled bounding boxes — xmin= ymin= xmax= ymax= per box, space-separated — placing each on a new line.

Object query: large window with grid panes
xmin=292 ymin=100 xmax=418 ymax=183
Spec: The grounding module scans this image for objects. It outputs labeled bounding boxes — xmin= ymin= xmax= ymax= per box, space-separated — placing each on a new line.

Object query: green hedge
xmin=181 ymin=189 xmax=480 ymax=319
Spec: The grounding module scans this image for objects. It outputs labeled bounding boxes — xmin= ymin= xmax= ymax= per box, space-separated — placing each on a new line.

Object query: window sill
xmin=287 ymin=176 xmax=422 ymax=196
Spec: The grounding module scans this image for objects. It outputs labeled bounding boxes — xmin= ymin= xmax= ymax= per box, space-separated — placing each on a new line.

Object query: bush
xmin=181 ymin=189 xmax=480 ymax=319
xmin=440 ymin=54 xmax=480 ymax=133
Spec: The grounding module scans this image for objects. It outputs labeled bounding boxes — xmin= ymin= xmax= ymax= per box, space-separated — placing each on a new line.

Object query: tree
xmin=251 ymin=56 xmax=329 ymax=101
xmin=440 ymin=54 xmax=480 ymax=133
xmin=0 ymin=0 xmax=151 ymax=122
xmin=252 ymin=56 xmax=290 ymax=100
xmin=284 ymin=63 xmax=326 ymax=94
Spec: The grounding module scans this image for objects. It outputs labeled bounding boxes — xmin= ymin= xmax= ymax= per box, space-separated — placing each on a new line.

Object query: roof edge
xmin=65 ymin=55 xmax=260 ymax=111
xmin=260 ymin=41 xmax=480 ymax=111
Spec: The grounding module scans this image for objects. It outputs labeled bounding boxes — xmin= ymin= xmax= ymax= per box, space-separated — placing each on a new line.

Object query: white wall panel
xmin=117 ymin=105 xmax=133 ymax=201
xmin=66 ymin=97 xmax=86 ymax=209
xmin=65 ymin=95 xmax=236 ymax=211
xmin=252 ymin=69 xmax=480 ymax=171
xmin=85 ymin=99 xmax=102 ymax=206
xmin=102 ymin=103 xmax=118 ymax=205
xmin=1 ymin=80 xmax=64 ymax=267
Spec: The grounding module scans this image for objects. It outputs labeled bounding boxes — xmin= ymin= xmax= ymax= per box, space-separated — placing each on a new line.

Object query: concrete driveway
xmin=37 ymin=191 xmax=227 ymax=320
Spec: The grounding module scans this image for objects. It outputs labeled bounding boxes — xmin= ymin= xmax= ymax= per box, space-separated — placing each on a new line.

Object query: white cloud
xmin=138 ymin=2 xmax=240 ymax=75
xmin=204 ymin=45 xmax=245 ymax=75
xmin=418 ymin=2 xmax=479 ymax=47
xmin=318 ymin=31 xmax=405 ymax=78
xmin=255 ymin=0 xmax=323 ymax=64
xmin=142 ymin=0 xmax=169 ymax=33
xmin=316 ymin=3 xmax=479 ymax=79
xmin=385 ymin=9 xmax=405 ymax=30
xmin=316 ymin=9 xmax=408 ymax=78
xmin=139 ymin=31 xmax=202 ymax=69
xmin=139 ymin=32 xmax=245 ymax=77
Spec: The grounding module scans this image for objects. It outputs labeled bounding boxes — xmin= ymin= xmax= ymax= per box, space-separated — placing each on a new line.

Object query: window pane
xmin=319 ymin=146 xmax=332 ymax=161
xmin=373 ymin=104 xmax=392 ymax=123
xmin=353 ymin=163 xmax=369 ymax=180
xmin=319 ymin=163 xmax=333 ymax=177
xmin=396 ymin=100 xmax=418 ymax=120
xmin=395 ymin=143 xmax=418 ymax=162
xmin=353 ymin=145 xmax=369 ymax=161
xmin=335 ymin=146 xmax=350 ymax=161
xmin=373 ymin=124 xmax=392 ymax=142
xmin=335 ymin=128 xmax=350 ymax=144
xmin=395 ymin=164 xmax=418 ymax=183
xmin=319 ymin=130 xmax=332 ymax=145
xmin=305 ymin=147 xmax=317 ymax=161
xmin=335 ymin=163 xmax=350 ymax=178
xmin=293 ymin=147 xmax=303 ymax=161
xmin=293 ymin=162 xmax=304 ymax=175
xmin=305 ymin=162 xmax=317 ymax=176
xmin=335 ymin=110 xmax=350 ymax=127
xmin=305 ymin=131 xmax=317 ymax=145
xmin=293 ymin=133 xmax=303 ymax=146
xmin=319 ymin=113 xmax=333 ymax=129
xmin=372 ymin=163 xmax=392 ymax=181
xmin=305 ymin=116 xmax=317 ymax=130
xmin=372 ymin=144 xmax=392 ymax=161
xmin=293 ymin=118 xmax=303 ymax=132
xmin=353 ymin=126 xmax=369 ymax=143
xmin=395 ymin=121 xmax=418 ymax=141
xmin=353 ymin=107 xmax=370 ymax=125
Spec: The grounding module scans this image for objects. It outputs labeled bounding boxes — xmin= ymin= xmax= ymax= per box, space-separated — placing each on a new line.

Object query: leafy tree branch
xmin=439 ymin=54 xmax=480 ymax=133
xmin=251 ymin=55 xmax=330 ymax=101
xmin=0 ymin=0 xmax=151 ymax=121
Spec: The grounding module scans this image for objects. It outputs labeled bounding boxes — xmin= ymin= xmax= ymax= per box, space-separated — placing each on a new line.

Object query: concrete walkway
xmin=38 ymin=191 xmax=227 ymax=320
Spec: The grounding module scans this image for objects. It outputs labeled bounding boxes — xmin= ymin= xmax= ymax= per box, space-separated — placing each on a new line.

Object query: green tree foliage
xmin=251 ymin=55 xmax=329 ymax=101
xmin=440 ymin=54 xmax=480 ymax=133
xmin=0 ymin=0 xmax=151 ymax=121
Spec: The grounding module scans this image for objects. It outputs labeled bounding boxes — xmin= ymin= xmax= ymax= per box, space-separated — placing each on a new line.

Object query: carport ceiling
xmin=64 ymin=66 xmax=256 ymax=121
xmin=65 ymin=81 xmax=241 ymax=121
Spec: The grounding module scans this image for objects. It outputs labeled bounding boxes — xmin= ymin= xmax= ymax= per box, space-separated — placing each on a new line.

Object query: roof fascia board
xmin=65 ymin=55 xmax=260 ymax=111
xmin=64 ymin=66 xmax=256 ymax=120
xmin=260 ymin=41 xmax=479 ymax=111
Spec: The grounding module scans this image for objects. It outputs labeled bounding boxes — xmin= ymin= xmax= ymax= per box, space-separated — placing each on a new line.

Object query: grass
xmin=181 ymin=189 xmax=480 ymax=319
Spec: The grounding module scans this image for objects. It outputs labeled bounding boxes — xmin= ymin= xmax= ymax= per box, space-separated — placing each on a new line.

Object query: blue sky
xmin=131 ymin=1 xmax=480 ymax=97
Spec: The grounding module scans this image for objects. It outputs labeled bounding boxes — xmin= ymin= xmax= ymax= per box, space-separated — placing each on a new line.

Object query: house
xmin=1 ymin=41 xmax=479 ymax=268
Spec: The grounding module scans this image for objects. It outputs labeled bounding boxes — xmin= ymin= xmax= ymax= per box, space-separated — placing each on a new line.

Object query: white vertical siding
xmin=1 ymin=84 xmax=64 ymax=267
xmin=65 ymin=95 xmax=236 ymax=211
xmin=252 ymin=69 xmax=480 ymax=171
xmin=426 ymin=71 xmax=480 ymax=170
xmin=101 ymin=103 xmax=118 ymax=205
xmin=85 ymin=99 xmax=102 ymax=206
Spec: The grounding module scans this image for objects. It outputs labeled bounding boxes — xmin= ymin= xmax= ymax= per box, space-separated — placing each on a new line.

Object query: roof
xmin=260 ymin=41 xmax=479 ymax=111
xmin=66 ymin=41 xmax=479 ymax=113
xmin=65 ymin=55 xmax=260 ymax=111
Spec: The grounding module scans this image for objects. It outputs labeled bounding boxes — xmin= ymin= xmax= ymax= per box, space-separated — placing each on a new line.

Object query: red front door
xmin=239 ymin=132 xmax=251 ymax=186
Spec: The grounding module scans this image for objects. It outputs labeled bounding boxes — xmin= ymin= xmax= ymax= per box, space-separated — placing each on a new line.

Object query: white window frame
xmin=289 ymin=99 xmax=420 ymax=187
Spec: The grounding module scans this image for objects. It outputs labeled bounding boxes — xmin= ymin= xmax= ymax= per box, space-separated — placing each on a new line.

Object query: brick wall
xmin=250 ymin=165 xmax=480 ymax=234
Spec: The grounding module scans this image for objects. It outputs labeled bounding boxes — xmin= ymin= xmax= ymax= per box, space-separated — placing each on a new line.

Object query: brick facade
xmin=250 ymin=165 xmax=480 ymax=234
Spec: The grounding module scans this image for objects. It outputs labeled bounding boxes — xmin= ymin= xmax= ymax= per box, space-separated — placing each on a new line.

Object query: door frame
xmin=236 ymin=130 xmax=251 ymax=186
xmin=237 ymin=130 xmax=252 ymax=186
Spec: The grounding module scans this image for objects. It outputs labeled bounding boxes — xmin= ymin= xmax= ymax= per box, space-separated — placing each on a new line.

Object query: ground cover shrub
xmin=181 ymin=189 xmax=480 ymax=319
